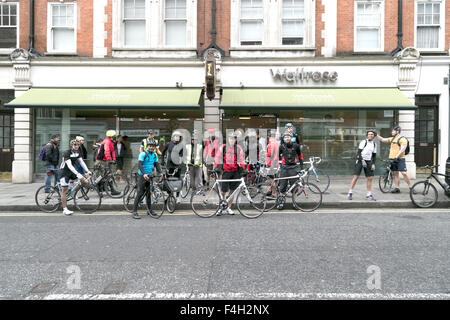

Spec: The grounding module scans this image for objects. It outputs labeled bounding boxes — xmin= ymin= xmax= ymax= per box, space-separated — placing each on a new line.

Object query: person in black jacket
xmin=278 ymin=132 xmax=303 ymax=195
xmin=44 ymin=134 xmax=60 ymax=193
xmin=115 ymin=135 xmax=127 ymax=175
xmin=76 ymin=135 xmax=88 ymax=174
xmin=161 ymin=130 xmax=184 ymax=203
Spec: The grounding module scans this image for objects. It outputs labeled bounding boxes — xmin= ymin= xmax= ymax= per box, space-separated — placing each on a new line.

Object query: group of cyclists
xmin=44 ymin=122 xmax=413 ymax=217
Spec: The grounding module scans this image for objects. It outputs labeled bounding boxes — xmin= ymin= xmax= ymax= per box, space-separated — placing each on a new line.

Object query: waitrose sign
xmin=270 ymin=68 xmax=338 ymax=83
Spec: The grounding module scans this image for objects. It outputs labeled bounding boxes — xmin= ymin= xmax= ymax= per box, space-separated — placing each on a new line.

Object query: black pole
xmin=29 ymin=0 xmax=34 ymax=51
xmin=390 ymin=0 xmax=403 ymax=56
xmin=201 ymin=0 xmax=225 ymax=57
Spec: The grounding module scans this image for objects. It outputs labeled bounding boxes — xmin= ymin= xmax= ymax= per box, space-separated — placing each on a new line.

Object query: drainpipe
xmin=28 ymin=0 xmax=40 ymax=56
xmin=390 ymin=0 xmax=404 ymax=56
xmin=201 ymin=0 xmax=225 ymax=57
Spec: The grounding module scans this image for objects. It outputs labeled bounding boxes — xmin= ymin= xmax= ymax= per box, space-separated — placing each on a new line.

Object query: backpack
xmin=95 ymin=143 xmax=105 ymax=161
xmin=38 ymin=144 xmax=49 ymax=161
xmin=394 ymin=136 xmax=410 ymax=156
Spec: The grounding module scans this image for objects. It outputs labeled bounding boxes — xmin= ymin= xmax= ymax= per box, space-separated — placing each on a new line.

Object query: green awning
xmin=5 ymin=88 xmax=202 ymax=109
xmin=221 ymin=88 xmax=416 ymax=109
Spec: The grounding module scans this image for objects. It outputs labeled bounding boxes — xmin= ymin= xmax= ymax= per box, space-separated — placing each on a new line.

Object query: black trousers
xmin=133 ymin=175 xmax=151 ymax=213
xmin=279 ymin=165 xmax=298 ymax=193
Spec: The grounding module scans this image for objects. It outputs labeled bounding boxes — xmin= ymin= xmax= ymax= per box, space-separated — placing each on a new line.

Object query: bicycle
xmin=261 ymin=166 xmax=323 ymax=212
xmin=35 ymin=171 xmax=102 ymax=214
xmin=304 ymin=156 xmax=330 ymax=193
xmin=93 ymin=160 xmax=129 ymax=198
xmin=122 ymin=173 xmax=166 ymax=218
xmin=410 ymin=165 xmax=450 ymax=208
xmin=161 ymin=167 xmax=183 ymax=213
xmin=190 ymin=171 xmax=266 ymax=219
xmin=180 ymin=164 xmax=192 ymax=199
xmin=378 ymin=159 xmax=394 ymax=193
xmin=244 ymin=161 xmax=267 ymax=187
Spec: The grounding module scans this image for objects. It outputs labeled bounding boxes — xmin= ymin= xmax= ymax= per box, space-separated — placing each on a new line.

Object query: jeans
xmin=45 ymin=165 xmax=59 ymax=191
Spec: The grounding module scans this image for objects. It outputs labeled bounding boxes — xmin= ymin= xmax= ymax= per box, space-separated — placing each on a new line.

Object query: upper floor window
xmin=354 ymin=1 xmax=383 ymax=51
xmin=282 ymin=0 xmax=304 ymax=45
xmin=164 ymin=0 xmax=187 ymax=46
xmin=240 ymin=0 xmax=263 ymax=45
xmin=123 ymin=0 xmax=146 ymax=47
xmin=48 ymin=2 xmax=76 ymax=53
xmin=416 ymin=1 xmax=444 ymax=49
xmin=0 ymin=2 xmax=18 ymax=49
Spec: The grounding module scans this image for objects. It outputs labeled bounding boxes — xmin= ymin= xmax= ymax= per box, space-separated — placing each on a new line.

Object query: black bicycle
xmin=122 ymin=173 xmax=166 ymax=218
xmin=410 ymin=165 xmax=450 ymax=208
xmin=379 ymin=159 xmax=394 ymax=193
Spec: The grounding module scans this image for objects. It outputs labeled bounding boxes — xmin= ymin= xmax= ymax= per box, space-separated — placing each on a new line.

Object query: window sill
xmin=44 ymin=52 xmax=78 ymax=56
xmin=229 ymin=46 xmax=317 ymax=58
xmin=230 ymin=46 xmax=316 ymax=51
xmin=416 ymin=49 xmax=448 ymax=55
xmin=0 ymin=48 xmax=17 ymax=55
xmin=352 ymin=51 xmax=387 ymax=55
xmin=112 ymin=48 xmax=198 ymax=58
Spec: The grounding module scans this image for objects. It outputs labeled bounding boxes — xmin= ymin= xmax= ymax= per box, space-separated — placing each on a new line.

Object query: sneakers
xmin=391 ymin=188 xmax=400 ymax=193
xmin=63 ymin=208 xmax=73 ymax=216
xmin=176 ymin=197 xmax=181 ymax=204
xmin=226 ymin=208 xmax=235 ymax=215
xmin=366 ymin=194 xmax=376 ymax=201
xmin=347 ymin=193 xmax=352 ymax=200
xmin=132 ymin=212 xmax=141 ymax=219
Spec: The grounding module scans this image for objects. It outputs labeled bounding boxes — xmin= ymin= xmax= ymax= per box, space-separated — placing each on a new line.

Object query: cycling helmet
xmin=366 ymin=129 xmax=377 ymax=136
xmin=147 ymin=129 xmax=154 ymax=134
xmin=283 ymin=131 xmax=293 ymax=137
xmin=70 ymin=139 xmax=80 ymax=146
xmin=147 ymin=140 xmax=157 ymax=146
xmin=285 ymin=123 xmax=294 ymax=128
xmin=106 ymin=130 xmax=116 ymax=137
xmin=172 ymin=130 xmax=182 ymax=138
xmin=392 ymin=126 xmax=401 ymax=133
xmin=227 ymin=131 xmax=237 ymax=138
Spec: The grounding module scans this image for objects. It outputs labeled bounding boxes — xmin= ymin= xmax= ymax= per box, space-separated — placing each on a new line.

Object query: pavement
xmin=0 ymin=174 xmax=448 ymax=212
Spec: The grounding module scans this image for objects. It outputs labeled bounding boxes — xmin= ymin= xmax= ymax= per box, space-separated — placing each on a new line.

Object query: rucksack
xmin=38 ymin=144 xmax=49 ymax=161
xmin=95 ymin=143 xmax=105 ymax=161
xmin=394 ymin=136 xmax=410 ymax=156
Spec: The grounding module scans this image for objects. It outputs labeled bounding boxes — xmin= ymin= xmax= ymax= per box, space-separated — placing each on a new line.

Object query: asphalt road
xmin=0 ymin=208 xmax=449 ymax=300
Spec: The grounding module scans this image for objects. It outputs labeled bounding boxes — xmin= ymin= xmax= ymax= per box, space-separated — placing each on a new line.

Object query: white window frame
xmin=239 ymin=0 xmax=264 ymax=46
xmin=122 ymin=0 xmax=147 ymax=48
xmin=414 ymin=0 xmax=446 ymax=51
xmin=353 ymin=0 xmax=384 ymax=52
xmin=47 ymin=2 xmax=77 ymax=54
xmin=281 ymin=0 xmax=305 ymax=46
xmin=163 ymin=0 xmax=188 ymax=47
xmin=230 ymin=0 xmax=315 ymax=50
xmin=0 ymin=2 xmax=19 ymax=54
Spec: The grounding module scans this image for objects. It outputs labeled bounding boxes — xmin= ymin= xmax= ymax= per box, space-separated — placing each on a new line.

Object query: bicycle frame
xmin=208 ymin=176 xmax=256 ymax=205
xmin=425 ymin=172 xmax=448 ymax=190
xmin=271 ymin=171 xmax=308 ymax=197
xmin=304 ymin=157 xmax=322 ymax=178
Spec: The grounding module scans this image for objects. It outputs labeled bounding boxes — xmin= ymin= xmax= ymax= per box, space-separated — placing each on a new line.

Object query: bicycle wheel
xmin=181 ymin=173 xmax=190 ymax=199
xmin=255 ymin=180 xmax=277 ymax=211
xmin=146 ymin=185 xmax=165 ymax=218
xmin=164 ymin=194 xmax=175 ymax=213
xmin=410 ymin=181 xmax=438 ymax=208
xmin=292 ymin=182 xmax=322 ymax=212
xmin=236 ymin=187 xmax=265 ymax=219
xmin=123 ymin=184 xmax=139 ymax=212
xmin=74 ymin=185 xmax=102 ymax=214
xmin=191 ymin=188 xmax=220 ymax=218
xmin=306 ymin=169 xmax=330 ymax=193
xmin=35 ymin=185 xmax=61 ymax=213
xmin=378 ymin=170 xmax=393 ymax=193
xmin=105 ymin=173 xmax=129 ymax=198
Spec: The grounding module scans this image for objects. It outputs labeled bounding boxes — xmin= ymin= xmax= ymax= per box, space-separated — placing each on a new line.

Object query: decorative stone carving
xmin=9 ymin=48 xmax=32 ymax=90
xmin=397 ymin=47 xmax=420 ymax=89
xmin=203 ymin=48 xmax=222 ymax=86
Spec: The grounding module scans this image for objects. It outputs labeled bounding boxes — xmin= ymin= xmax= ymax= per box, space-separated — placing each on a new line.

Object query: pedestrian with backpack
xmin=41 ymin=134 xmax=60 ymax=193
xmin=376 ymin=126 xmax=413 ymax=193
xmin=347 ymin=130 xmax=377 ymax=201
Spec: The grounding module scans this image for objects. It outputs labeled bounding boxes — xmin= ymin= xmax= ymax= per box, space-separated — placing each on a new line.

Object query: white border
xmin=353 ymin=0 xmax=385 ymax=52
xmin=414 ymin=0 xmax=446 ymax=52
xmin=46 ymin=2 xmax=77 ymax=54
xmin=0 ymin=1 xmax=20 ymax=55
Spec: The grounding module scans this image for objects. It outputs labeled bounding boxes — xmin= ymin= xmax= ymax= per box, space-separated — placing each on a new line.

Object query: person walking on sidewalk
xmin=348 ymin=130 xmax=377 ymax=201
xmin=43 ymin=134 xmax=61 ymax=193
xmin=376 ymin=126 xmax=413 ymax=193
xmin=185 ymin=129 xmax=204 ymax=191
xmin=131 ymin=141 xmax=162 ymax=219
xmin=213 ymin=132 xmax=245 ymax=215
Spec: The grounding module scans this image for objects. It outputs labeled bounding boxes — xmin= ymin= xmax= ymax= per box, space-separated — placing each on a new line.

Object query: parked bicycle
xmin=161 ymin=167 xmax=183 ymax=213
xmin=378 ymin=159 xmax=394 ymax=193
xmin=261 ymin=166 xmax=323 ymax=212
xmin=122 ymin=173 xmax=166 ymax=218
xmin=35 ymin=171 xmax=101 ymax=214
xmin=93 ymin=161 xmax=129 ymax=198
xmin=410 ymin=165 xmax=450 ymax=208
xmin=304 ymin=156 xmax=330 ymax=193
xmin=190 ymin=171 xmax=266 ymax=219
xmin=180 ymin=164 xmax=192 ymax=199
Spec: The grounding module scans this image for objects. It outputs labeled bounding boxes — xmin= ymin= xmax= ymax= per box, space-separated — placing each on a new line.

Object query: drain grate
xmin=400 ymin=215 xmax=424 ymax=220
xmin=12 ymin=195 xmax=25 ymax=198
xmin=30 ymin=282 xmax=57 ymax=294
xmin=102 ymin=282 xmax=127 ymax=294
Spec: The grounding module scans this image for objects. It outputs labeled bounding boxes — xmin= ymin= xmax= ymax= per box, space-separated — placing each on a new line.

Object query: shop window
xmin=47 ymin=2 xmax=76 ymax=53
xmin=240 ymin=0 xmax=263 ymax=46
xmin=123 ymin=0 xmax=146 ymax=47
xmin=354 ymin=1 xmax=383 ymax=52
xmin=282 ymin=0 xmax=304 ymax=45
xmin=416 ymin=1 xmax=444 ymax=50
xmin=0 ymin=2 xmax=18 ymax=50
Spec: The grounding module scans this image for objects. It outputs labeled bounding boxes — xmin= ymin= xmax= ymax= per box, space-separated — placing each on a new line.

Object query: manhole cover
xmin=102 ymin=282 xmax=127 ymax=294
xmin=400 ymin=215 xmax=424 ymax=220
xmin=30 ymin=282 xmax=57 ymax=294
